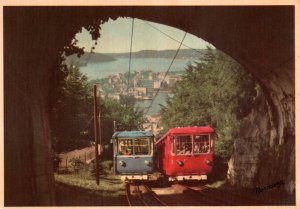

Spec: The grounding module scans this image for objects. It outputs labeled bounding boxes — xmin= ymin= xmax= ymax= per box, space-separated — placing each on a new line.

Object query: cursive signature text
xmin=255 ymin=180 xmax=285 ymax=194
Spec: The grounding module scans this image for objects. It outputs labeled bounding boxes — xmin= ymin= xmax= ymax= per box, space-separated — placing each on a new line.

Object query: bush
xmin=89 ymin=159 xmax=113 ymax=179
xmin=70 ymin=157 xmax=85 ymax=173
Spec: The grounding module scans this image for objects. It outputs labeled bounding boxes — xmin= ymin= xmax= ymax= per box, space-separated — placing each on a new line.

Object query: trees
xmin=51 ymin=64 xmax=93 ymax=153
xmin=99 ymin=95 xmax=145 ymax=159
xmin=51 ymin=64 xmax=145 ymax=155
xmin=161 ymin=48 xmax=258 ymax=160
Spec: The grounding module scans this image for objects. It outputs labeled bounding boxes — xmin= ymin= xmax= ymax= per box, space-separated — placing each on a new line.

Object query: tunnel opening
xmin=51 ymin=15 xmax=295 ymax=205
xmin=4 ymin=6 xmax=295 ymax=206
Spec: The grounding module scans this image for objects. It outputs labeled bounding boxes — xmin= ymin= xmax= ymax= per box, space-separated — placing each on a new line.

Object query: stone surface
xmin=227 ymin=63 xmax=295 ymax=194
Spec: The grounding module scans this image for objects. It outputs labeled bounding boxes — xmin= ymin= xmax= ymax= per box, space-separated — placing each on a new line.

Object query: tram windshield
xmin=134 ymin=138 xmax=150 ymax=155
xmin=171 ymin=134 xmax=211 ymax=155
xmin=173 ymin=135 xmax=192 ymax=155
xmin=194 ymin=135 xmax=210 ymax=154
xmin=117 ymin=138 xmax=151 ymax=155
xmin=118 ymin=138 xmax=133 ymax=155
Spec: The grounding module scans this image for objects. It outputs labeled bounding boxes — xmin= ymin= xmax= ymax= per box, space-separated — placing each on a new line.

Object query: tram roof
xmin=113 ymin=130 xmax=154 ymax=138
xmin=155 ymin=126 xmax=214 ymax=145
xmin=167 ymin=126 xmax=214 ymax=134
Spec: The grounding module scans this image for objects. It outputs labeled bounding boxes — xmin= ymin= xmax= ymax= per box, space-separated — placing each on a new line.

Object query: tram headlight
xmin=144 ymin=160 xmax=150 ymax=166
xmin=177 ymin=160 xmax=184 ymax=167
xmin=205 ymin=159 xmax=212 ymax=165
xmin=119 ymin=161 xmax=126 ymax=167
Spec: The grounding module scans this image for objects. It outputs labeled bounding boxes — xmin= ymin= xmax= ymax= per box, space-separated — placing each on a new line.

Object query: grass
xmin=206 ymin=180 xmax=227 ymax=189
xmin=55 ymin=160 xmax=125 ymax=197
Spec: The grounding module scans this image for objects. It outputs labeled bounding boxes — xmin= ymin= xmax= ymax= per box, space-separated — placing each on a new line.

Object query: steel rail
xmin=136 ymin=185 xmax=149 ymax=206
xmin=126 ymin=182 xmax=168 ymax=206
xmin=143 ymin=184 xmax=168 ymax=206
xmin=125 ymin=183 xmax=132 ymax=206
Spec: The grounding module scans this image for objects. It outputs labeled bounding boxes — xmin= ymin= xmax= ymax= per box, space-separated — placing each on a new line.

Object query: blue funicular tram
xmin=111 ymin=129 xmax=155 ymax=181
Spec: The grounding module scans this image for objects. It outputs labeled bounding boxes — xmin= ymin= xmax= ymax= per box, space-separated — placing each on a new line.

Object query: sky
xmin=74 ymin=17 xmax=214 ymax=53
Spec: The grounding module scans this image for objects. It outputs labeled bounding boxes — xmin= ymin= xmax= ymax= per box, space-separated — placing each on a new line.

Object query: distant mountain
xmin=65 ymin=49 xmax=208 ymax=67
xmin=105 ymin=49 xmax=207 ymax=59
xmin=65 ymin=52 xmax=116 ymax=66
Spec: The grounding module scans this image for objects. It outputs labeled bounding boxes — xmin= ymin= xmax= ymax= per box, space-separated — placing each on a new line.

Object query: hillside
xmin=65 ymin=49 xmax=207 ymax=67
xmin=65 ymin=52 xmax=117 ymax=66
xmin=105 ymin=49 xmax=207 ymax=59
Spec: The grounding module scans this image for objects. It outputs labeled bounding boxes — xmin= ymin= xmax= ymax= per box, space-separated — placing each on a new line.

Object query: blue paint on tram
xmin=111 ymin=130 xmax=155 ymax=181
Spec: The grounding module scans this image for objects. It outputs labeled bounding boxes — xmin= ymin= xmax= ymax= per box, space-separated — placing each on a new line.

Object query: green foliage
xmin=50 ymin=21 xmax=103 ymax=153
xmin=160 ymin=48 xmax=258 ymax=160
xmin=89 ymin=158 xmax=113 ymax=179
xmin=51 ymin=61 xmax=145 ymax=155
xmin=70 ymin=157 xmax=85 ymax=172
xmin=52 ymin=79 xmax=145 ymax=153
xmin=101 ymin=96 xmax=144 ymax=131
xmin=54 ymin=160 xmax=125 ymax=198
xmin=99 ymin=95 xmax=145 ymax=159
xmin=51 ymin=64 xmax=93 ymax=153
xmin=89 ymin=158 xmax=98 ymax=178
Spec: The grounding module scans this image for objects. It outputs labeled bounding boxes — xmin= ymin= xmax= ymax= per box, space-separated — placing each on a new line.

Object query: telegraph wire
xmin=81 ymin=116 xmax=94 ymax=133
xmin=173 ymin=55 xmax=293 ymax=115
xmin=208 ymin=65 xmax=240 ymax=99
xmin=144 ymin=55 xmax=237 ymax=115
xmin=81 ymin=16 xmax=135 ymax=134
xmin=142 ymin=19 xmax=278 ymax=103
xmin=127 ymin=17 xmax=135 ymax=93
xmin=145 ymin=32 xmax=187 ymax=115
xmin=80 ymin=20 xmax=294 ymax=132
xmin=143 ymin=20 xmax=235 ymax=64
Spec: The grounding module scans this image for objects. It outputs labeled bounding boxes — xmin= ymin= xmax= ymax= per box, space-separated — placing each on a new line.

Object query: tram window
xmin=118 ymin=139 xmax=133 ymax=155
xmin=134 ymin=138 xmax=150 ymax=155
xmin=172 ymin=135 xmax=192 ymax=155
xmin=194 ymin=135 xmax=210 ymax=154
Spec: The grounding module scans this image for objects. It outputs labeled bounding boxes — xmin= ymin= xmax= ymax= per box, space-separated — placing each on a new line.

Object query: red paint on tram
xmin=155 ymin=126 xmax=215 ymax=180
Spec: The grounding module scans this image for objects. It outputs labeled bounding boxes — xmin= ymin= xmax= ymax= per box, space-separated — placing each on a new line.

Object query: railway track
xmin=126 ymin=182 xmax=283 ymax=206
xmin=183 ymin=184 xmax=235 ymax=205
xmin=125 ymin=183 xmax=167 ymax=206
xmin=177 ymin=184 xmax=269 ymax=206
xmin=172 ymin=184 xmax=221 ymax=206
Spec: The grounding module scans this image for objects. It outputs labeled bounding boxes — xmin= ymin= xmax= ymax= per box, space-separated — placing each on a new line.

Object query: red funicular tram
xmin=155 ymin=126 xmax=215 ymax=181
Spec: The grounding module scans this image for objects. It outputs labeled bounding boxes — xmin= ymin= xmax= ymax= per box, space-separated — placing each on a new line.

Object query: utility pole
xmin=98 ymin=89 xmax=102 ymax=154
xmin=113 ymin=120 xmax=116 ymax=133
xmin=93 ymin=85 xmax=99 ymax=185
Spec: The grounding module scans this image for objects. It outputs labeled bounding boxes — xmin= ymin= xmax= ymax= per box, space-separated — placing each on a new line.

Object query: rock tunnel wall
xmin=4 ymin=6 xmax=295 ymax=205
xmin=227 ymin=71 xmax=295 ymax=194
xmin=227 ymin=58 xmax=295 ymax=194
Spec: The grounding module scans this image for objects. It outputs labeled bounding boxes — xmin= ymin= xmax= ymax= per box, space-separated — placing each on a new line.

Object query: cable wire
xmin=145 ymin=32 xmax=187 ymax=115
xmin=127 ymin=17 xmax=135 ymax=93
xmin=143 ymin=20 xmax=235 ymax=64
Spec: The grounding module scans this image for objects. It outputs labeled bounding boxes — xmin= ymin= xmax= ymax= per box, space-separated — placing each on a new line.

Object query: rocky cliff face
xmin=227 ymin=61 xmax=295 ymax=195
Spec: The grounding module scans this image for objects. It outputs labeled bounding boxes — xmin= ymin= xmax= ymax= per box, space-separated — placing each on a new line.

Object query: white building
xmin=153 ymin=81 xmax=161 ymax=89
xmin=143 ymin=114 xmax=163 ymax=135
